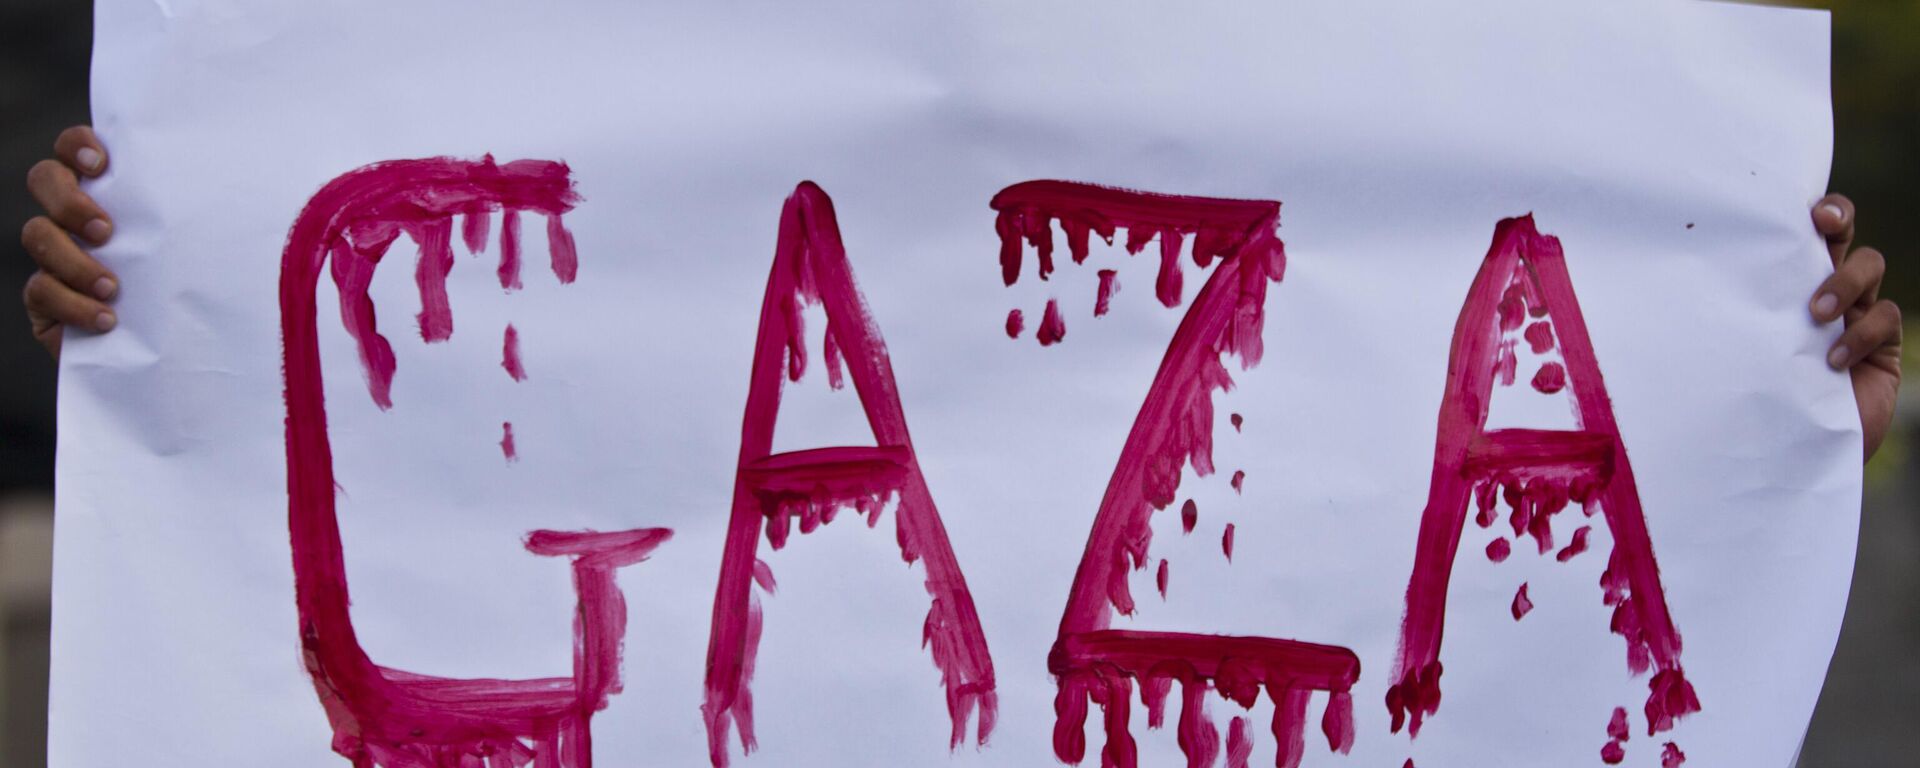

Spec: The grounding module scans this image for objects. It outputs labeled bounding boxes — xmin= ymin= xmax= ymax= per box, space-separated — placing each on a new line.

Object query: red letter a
xmin=701 ymin=182 xmax=997 ymax=767
xmin=1386 ymin=216 xmax=1701 ymax=741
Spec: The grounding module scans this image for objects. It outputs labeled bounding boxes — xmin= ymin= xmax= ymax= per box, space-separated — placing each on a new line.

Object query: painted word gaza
xmin=277 ymin=157 xmax=1698 ymax=768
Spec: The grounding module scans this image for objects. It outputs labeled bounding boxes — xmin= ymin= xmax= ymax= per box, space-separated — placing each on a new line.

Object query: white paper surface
xmin=53 ymin=1 xmax=1858 ymax=766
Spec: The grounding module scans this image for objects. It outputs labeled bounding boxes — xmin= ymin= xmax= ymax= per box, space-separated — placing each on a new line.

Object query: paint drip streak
xmin=307 ymin=156 xmax=580 ymax=409
xmin=498 ymin=208 xmax=523 ymax=291
xmin=410 ymin=218 xmax=456 ymax=342
xmin=502 ymin=324 xmax=527 ymax=381
xmin=1095 ymin=269 xmax=1119 ymax=316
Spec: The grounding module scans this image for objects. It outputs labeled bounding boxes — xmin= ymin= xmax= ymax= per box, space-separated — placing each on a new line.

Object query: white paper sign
xmin=53 ymin=1 xmax=1859 ymax=766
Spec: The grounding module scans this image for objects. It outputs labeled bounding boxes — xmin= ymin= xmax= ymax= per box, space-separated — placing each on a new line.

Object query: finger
xmin=52 ymin=125 xmax=107 ymax=177
xmin=26 ymin=159 xmax=112 ymax=244
xmin=20 ymin=216 xmax=117 ymax=300
xmin=27 ymin=306 xmax=62 ymax=359
xmin=1812 ymin=194 xmax=1854 ymax=266
xmin=1809 ymin=246 xmax=1884 ymax=323
xmin=1828 ymin=299 xmax=1901 ymax=371
xmin=22 ymin=271 xmax=116 ymax=335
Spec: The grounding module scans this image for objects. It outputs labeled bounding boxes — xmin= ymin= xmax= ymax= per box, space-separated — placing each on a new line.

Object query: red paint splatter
xmin=1661 ymin=741 xmax=1686 ymax=767
xmin=1485 ymin=537 xmax=1510 ymax=563
xmin=1524 ymin=320 xmax=1555 ymax=354
xmin=1387 ymin=216 xmax=1698 ymax=743
xmin=1511 ymin=583 xmax=1533 ymax=620
xmin=996 ymin=182 xmax=1353 ymax=768
xmin=280 ymin=156 xmax=662 ymax=768
xmin=502 ymin=324 xmax=527 ymax=381
xmin=1230 ymin=469 xmax=1245 ymax=493
xmin=704 ymin=183 xmax=995 ymax=767
xmin=1556 ymin=525 xmax=1592 ymax=562
xmin=1095 ymin=269 xmax=1120 ymax=316
xmin=1156 ymin=559 xmax=1169 ymax=598
xmin=1602 ymin=739 xmax=1626 ymax=764
xmin=1607 ymin=706 xmax=1630 ymax=741
xmin=1005 ymin=308 xmax=1024 ymax=338
xmin=1222 ymin=523 xmax=1236 ymax=561
xmin=1181 ymin=499 xmax=1198 ymax=534
xmin=1230 ymin=412 xmax=1243 ymax=432
xmin=500 ymin=421 xmax=518 ymax=462
xmin=1037 ymin=298 xmax=1067 ymax=346
xmin=1532 ymin=361 xmax=1567 ymax=394
xmin=1225 ymin=716 xmax=1252 ymax=768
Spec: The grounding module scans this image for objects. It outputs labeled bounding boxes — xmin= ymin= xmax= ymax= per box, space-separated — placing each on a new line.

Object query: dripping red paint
xmin=703 ymin=182 xmax=995 ymax=767
xmin=1037 ymin=298 xmax=1067 ymax=346
xmin=1387 ymin=216 xmax=1698 ymax=742
xmin=995 ymin=181 xmax=1355 ymax=768
xmin=1557 ymin=525 xmax=1592 ymax=562
xmin=1225 ymin=716 xmax=1252 ymax=768
xmin=279 ymin=156 xmax=668 ymax=768
xmin=1095 ymin=268 xmax=1119 ymax=316
xmin=276 ymin=165 xmax=1715 ymax=765
xmin=497 ymin=208 xmax=523 ymax=291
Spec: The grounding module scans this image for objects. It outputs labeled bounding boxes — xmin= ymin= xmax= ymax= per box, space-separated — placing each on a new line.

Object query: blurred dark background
xmin=0 ymin=1 xmax=1912 ymax=765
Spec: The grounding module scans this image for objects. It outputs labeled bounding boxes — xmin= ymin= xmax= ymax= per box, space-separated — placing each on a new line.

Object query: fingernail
xmin=1827 ymin=344 xmax=1849 ymax=369
xmin=94 ymin=312 xmax=116 ymax=332
xmin=92 ymin=277 xmax=117 ymax=300
xmin=83 ymin=218 xmax=111 ymax=243
xmin=76 ymin=147 xmax=103 ymax=173
xmin=1820 ymin=203 xmax=1845 ymax=224
xmin=1812 ymin=293 xmax=1839 ymax=318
